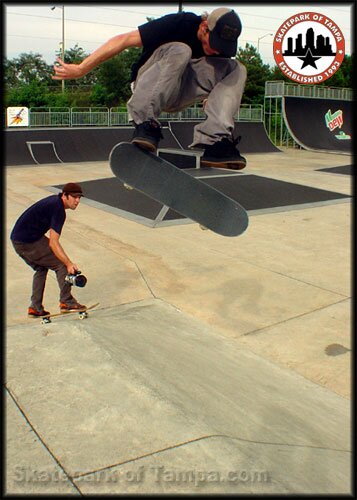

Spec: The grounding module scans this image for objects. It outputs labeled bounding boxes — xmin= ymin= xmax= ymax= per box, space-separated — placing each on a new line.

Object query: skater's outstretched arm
xmin=52 ymin=30 xmax=142 ymax=80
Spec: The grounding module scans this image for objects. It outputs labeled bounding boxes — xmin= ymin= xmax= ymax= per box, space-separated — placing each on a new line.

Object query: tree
xmin=56 ymin=43 xmax=87 ymax=64
xmin=4 ymin=59 xmax=18 ymax=86
xmin=4 ymin=43 xmax=352 ymax=110
xmin=4 ymin=53 xmax=53 ymax=107
xmin=237 ymin=44 xmax=271 ymax=105
xmin=5 ymin=80 xmax=50 ymax=108
xmin=54 ymin=43 xmax=98 ymax=86
xmin=269 ymin=65 xmax=291 ymax=83
xmin=321 ymin=54 xmax=353 ymax=88
xmin=4 ymin=53 xmax=52 ymax=86
xmin=91 ymin=47 xmax=141 ymax=107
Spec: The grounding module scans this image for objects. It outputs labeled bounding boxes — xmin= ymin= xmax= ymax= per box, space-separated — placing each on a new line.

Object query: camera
xmin=65 ymin=270 xmax=87 ymax=288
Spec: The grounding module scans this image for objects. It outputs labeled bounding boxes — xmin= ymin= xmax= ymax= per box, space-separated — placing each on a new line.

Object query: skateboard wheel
xmin=41 ymin=317 xmax=51 ymax=324
xmin=124 ymin=183 xmax=133 ymax=191
xmin=79 ymin=311 xmax=88 ymax=320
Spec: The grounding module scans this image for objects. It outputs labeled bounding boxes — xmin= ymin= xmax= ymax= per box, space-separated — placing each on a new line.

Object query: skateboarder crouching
xmin=52 ymin=7 xmax=247 ymax=170
xmin=10 ymin=183 xmax=86 ymax=317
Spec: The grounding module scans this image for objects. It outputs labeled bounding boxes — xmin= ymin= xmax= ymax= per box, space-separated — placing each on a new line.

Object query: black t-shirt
xmin=10 ymin=194 xmax=66 ymax=243
xmin=131 ymin=12 xmax=205 ymax=81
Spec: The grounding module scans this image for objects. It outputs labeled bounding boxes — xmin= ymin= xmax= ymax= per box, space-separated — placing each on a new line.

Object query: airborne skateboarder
xmin=52 ymin=7 xmax=247 ymax=170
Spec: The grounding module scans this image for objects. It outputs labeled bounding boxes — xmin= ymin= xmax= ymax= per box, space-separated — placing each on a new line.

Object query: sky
xmin=4 ymin=2 xmax=354 ymax=68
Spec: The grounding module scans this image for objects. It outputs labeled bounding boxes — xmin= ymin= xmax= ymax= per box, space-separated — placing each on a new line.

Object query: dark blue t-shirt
xmin=131 ymin=12 xmax=204 ymax=81
xmin=10 ymin=194 xmax=66 ymax=243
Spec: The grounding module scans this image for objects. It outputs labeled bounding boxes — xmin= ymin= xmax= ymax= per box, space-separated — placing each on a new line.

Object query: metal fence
xmin=265 ymin=80 xmax=354 ymax=100
xmin=19 ymin=104 xmax=263 ymax=128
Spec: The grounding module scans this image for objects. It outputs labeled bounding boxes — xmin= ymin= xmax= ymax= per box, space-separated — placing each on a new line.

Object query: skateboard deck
xmin=40 ymin=303 xmax=99 ymax=324
xmin=109 ymin=142 xmax=249 ymax=237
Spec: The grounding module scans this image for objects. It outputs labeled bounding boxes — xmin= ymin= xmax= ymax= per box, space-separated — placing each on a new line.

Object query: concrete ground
xmin=5 ymin=148 xmax=352 ymax=494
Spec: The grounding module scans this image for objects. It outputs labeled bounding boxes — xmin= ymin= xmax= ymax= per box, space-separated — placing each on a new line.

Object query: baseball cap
xmin=207 ymin=8 xmax=242 ymax=57
xmin=62 ymin=182 xmax=83 ymax=196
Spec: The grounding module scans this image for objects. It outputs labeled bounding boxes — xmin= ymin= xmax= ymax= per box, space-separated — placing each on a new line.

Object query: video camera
xmin=65 ymin=270 xmax=87 ymax=288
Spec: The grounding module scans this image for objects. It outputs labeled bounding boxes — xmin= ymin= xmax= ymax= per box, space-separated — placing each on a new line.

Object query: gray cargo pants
xmin=127 ymin=42 xmax=247 ymax=147
xmin=12 ymin=236 xmax=74 ymax=311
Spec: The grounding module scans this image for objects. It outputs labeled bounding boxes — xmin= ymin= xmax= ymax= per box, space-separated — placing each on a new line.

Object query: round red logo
xmin=273 ymin=12 xmax=345 ymax=84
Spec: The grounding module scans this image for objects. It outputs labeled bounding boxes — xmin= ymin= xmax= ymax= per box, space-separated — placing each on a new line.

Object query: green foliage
xmin=43 ymin=91 xmax=70 ymax=107
xmin=89 ymin=84 xmax=108 ymax=106
xmin=269 ymin=65 xmax=292 ymax=83
xmin=4 ymin=59 xmax=18 ymax=86
xmin=4 ymin=52 xmax=52 ymax=85
xmin=93 ymin=47 xmax=141 ymax=107
xmin=4 ymin=44 xmax=353 ymax=110
xmin=56 ymin=43 xmax=87 ymax=64
xmin=321 ymin=54 xmax=353 ymax=87
xmin=5 ymin=80 xmax=49 ymax=108
xmin=54 ymin=43 xmax=99 ymax=86
xmin=237 ymin=44 xmax=272 ymax=105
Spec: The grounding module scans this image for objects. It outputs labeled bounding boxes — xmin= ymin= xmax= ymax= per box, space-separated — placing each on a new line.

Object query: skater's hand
xmin=52 ymin=58 xmax=85 ymax=80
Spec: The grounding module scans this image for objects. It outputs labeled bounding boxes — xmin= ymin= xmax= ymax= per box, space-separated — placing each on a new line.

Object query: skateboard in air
xmin=40 ymin=303 xmax=99 ymax=324
xmin=109 ymin=142 xmax=249 ymax=237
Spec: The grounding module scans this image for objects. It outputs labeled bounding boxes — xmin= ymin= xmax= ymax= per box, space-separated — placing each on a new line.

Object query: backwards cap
xmin=207 ymin=8 xmax=242 ymax=57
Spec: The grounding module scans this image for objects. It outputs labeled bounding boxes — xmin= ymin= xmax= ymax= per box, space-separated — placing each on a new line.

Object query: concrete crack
xmin=71 ymin=433 xmax=350 ymax=480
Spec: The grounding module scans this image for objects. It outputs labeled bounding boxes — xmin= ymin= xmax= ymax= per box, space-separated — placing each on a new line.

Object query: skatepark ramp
xmin=5 ymin=121 xmax=281 ymax=166
xmin=283 ymin=97 xmax=352 ymax=155
xmin=51 ymin=172 xmax=350 ymax=229
xmin=169 ymin=121 xmax=281 ymax=153
xmin=5 ymin=127 xmax=179 ymax=166
xmin=26 ymin=141 xmax=63 ymax=164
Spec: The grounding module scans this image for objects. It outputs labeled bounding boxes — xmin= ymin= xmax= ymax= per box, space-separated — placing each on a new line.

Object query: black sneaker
xmin=131 ymin=120 xmax=163 ymax=152
xmin=201 ymin=137 xmax=247 ymax=170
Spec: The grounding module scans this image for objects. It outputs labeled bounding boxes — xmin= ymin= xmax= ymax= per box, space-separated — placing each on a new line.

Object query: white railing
xmin=11 ymin=104 xmax=263 ymax=128
xmin=29 ymin=107 xmax=71 ymax=127
xmin=265 ymin=81 xmax=353 ymax=100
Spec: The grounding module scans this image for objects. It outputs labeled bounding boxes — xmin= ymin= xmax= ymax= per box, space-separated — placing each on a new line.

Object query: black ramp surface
xmin=158 ymin=151 xmax=197 ymax=169
xmin=169 ymin=121 xmax=281 ymax=153
xmin=109 ymin=143 xmax=249 ymax=236
xmin=5 ymin=127 xmax=179 ymax=165
xmin=201 ymin=176 xmax=350 ymax=211
xmin=57 ymin=177 xmax=165 ymax=220
xmin=317 ymin=165 xmax=353 ymax=175
xmin=29 ymin=143 xmax=62 ymax=163
xmin=55 ymin=173 xmax=350 ymax=225
xmin=283 ymin=97 xmax=352 ymax=154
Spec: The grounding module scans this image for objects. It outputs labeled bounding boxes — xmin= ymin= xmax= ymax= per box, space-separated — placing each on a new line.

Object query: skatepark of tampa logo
xmin=274 ymin=12 xmax=345 ymax=84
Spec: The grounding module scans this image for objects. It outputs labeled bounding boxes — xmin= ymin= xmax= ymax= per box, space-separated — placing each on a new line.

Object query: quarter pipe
xmin=283 ymin=97 xmax=352 ymax=154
